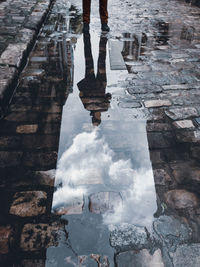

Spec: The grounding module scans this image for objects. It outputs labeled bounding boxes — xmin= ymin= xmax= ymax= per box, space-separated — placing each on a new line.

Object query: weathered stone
xmin=171 ymin=243 xmax=200 ymax=267
xmin=171 ymin=161 xmax=200 ymax=187
xmin=176 ymin=130 xmax=200 ymax=143
xmin=66 ymin=254 xmax=109 ymax=267
xmin=20 ymin=223 xmax=61 ymax=251
xmin=18 ymin=29 xmax=35 ymax=44
xmin=0 ymin=43 xmax=27 ymax=67
xmin=16 ymin=124 xmax=38 ymax=134
xmin=162 ymin=84 xmax=193 ymax=90
xmin=10 ymin=191 xmax=47 ymax=217
xmin=89 ymin=191 xmax=122 ymax=214
xmin=0 ymin=226 xmax=12 ymax=254
xmin=191 ymin=146 xmax=200 ymax=161
xmin=146 ymin=122 xmax=172 ymax=132
xmin=23 ymin=151 xmax=57 ymax=169
xmin=19 ymin=259 xmax=45 ymax=267
xmin=0 ymin=151 xmax=22 ymax=168
xmin=165 ymin=107 xmax=198 ymax=120
xmin=153 ymin=168 xmax=172 ymax=185
xmin=118 ymin=101 xmax=142 ymax=108
xmin=153 ymin=216 xmax=192 ymax=251
xmin=110 ymin=223 xmax=148 ymax=249
xmin=0 ymin=66 xmax=17 ymax=101
xmin=173 ymin=120 xmax=195 ymax=129
xmin=34 ymin=169 xmax=55 ymax=187
xmin=144 ymin=99 xmax=171 ymax=108
xmin=164 ymin=189 xmax=199 ymax=209
xmin=54 ymin=195 xmax=84 ymax=215
xmin=116 ymin=249 xmax=164 ymax=267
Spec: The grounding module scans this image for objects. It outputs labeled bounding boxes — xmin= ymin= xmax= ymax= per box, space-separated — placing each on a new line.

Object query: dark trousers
xmin=82 ymin=0 xmax=108 ymax=24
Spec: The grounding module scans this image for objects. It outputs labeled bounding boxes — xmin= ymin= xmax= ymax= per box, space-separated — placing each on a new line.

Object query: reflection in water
xmin=77 ymin=33 xmax=111 ymax=126
xmin=121 ymin=32 xmax=147 ymax=62
xmin=180 ymin=25 xmax=195 ymax=41
xmin=154 ymin=20 xmax=170 ymax=45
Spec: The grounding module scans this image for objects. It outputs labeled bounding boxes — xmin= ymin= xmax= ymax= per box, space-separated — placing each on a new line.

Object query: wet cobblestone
xmin=0 ymin=0 xmax=200 ymax=265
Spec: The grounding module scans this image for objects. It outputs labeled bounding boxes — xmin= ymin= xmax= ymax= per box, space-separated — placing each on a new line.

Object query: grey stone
xmin=144 ymin=99 xmax=171 ymax=108
xmin=10 ymin=191 xmax=47 ymax=217
xmin=0 ymin=66 xmax=17 ymax=101
xmin=116 ymin=249 xmax=164 ymax=267
xmin=153 ymin=169 xmax=172 ymax=185
xmin=0 ymin=43 xmax=27 ymax=67
xmin=165 ymin=107 xmax=198 ymax=120
xmin=89 ymin=191 xmax=122 ymax=214
xmin=110 ymin=223 xmax=148 ymax=249
xmin=173 ymin=120 xmax=195 ymax=129
xmin=153 ymin=216 xmax=192 ymax=251
xmin=172 ymin=243 xmax=200 ymax=267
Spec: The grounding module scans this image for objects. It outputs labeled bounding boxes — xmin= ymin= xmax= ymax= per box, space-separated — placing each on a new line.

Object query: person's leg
xmin=83 ymin=0 xmax=91 ymax=24
xmin=99 ymin=0 xmax=108 ymax=24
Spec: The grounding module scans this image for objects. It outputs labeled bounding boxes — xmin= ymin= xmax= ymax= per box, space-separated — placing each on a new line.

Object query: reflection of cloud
xmin=104 ymin=168 xmax=157 ymax=229
xmin=53 ymin=129 xmax=157 ymax=229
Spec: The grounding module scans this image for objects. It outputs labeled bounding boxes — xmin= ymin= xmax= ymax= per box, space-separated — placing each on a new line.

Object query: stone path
xmin=0 ymin=0 xmax=200 ymax=266
xmin=0 ymin=0 xmax=53 ymax=117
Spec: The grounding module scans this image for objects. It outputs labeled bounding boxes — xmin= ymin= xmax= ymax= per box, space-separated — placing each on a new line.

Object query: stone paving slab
xmin=0 ymin=0 xmax=53 ymax=116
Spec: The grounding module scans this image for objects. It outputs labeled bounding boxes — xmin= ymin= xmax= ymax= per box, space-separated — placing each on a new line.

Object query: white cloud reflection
xmin=52 ymin=128 xmax=157 ymax=228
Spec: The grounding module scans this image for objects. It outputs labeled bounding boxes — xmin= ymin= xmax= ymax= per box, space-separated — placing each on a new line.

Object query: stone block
xmin=16 ymin=124 xmax=38 ymax=134
xmin=153 ymin=215 xmax=192 ymax=251
xmin=0 ymin=43 xmax=27 ymax=67
xmin=144 ymin=99 xmax=171 ymax=108
xmin=116 ymin=249 xmax=164 ymax=267
xmin=19 ymin=259 xmax=45 ymax=267
xmin=153 ymin=168 xmax=172 ymax=185
xmin=171 ymin=243 xmax=200 ymax=267
xmin=165 ymin=107 xmax=198 ymax=120
xmin=20 ymin=223 xmax=62 ymax=251
xmin=0 ymin=66 xmax=17 ymax=101
xmin=173 ymin=120 xmax=195 ymax=129
xmin=54 ymin=195 xmax=84 ymax=215
xmin=34 ymin=169 xmax=55 ymax=187
xmin=10 ymin=191 xmax=47 ymax=217
xmin=0 ymin=226 xmax=12 ymax=254
xmin=164 ymin=189 xmax=199 ymax=209
xmin=110 ymin=223 xmax=148 ymax=249
xmin=89 ymin=191 xmax=122 ymax=214
xmin=22 ymin=151 xmax=57 ymax=170
xmin=0 ymin=151 xmax=22 ymax=168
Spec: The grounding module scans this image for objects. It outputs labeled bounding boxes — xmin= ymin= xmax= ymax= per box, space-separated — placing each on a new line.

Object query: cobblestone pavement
xmin=0 ymin=0 xmax=200 ymax=266
xmin=0 ymin=0 xmax=53 ymax=117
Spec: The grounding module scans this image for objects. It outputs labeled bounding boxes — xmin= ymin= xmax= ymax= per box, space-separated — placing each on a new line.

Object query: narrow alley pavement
xmin=0 ymin=0 xmax=200 ymax=266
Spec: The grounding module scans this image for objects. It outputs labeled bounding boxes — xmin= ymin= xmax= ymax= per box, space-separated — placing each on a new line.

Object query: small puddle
xmin=46 ymin=6 xmax=157 ymax=264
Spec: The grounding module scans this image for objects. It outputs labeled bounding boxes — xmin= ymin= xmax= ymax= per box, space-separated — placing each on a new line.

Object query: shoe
xmin=101 ymin=23 xmax=110 ymax=32
xmin=83 ymin=23 xmax=90 ymax=33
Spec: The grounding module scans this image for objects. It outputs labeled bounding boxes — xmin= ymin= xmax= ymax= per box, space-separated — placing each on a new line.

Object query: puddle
xmin=47 ymin=15 xmax=157 ymax=266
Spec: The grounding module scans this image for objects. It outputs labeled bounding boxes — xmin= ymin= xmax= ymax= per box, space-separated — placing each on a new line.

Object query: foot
xmin=101 ymin=23 xmax=110 ymax=32
xmin=83 ymin=23 xmax=90 ymax=33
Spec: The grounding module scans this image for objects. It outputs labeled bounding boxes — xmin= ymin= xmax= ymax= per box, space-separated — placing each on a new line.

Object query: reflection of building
xmin=121 ymin=32 xmax=147 ymax=62
xmin=77 ymin=33 xmax=111 ymax=126
xmin=0 ymin=3 xmax=80 ymax=266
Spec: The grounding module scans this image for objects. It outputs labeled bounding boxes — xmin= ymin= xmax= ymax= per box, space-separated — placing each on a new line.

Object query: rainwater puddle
xmin=46 ymin=30 xmax=157 ymax=266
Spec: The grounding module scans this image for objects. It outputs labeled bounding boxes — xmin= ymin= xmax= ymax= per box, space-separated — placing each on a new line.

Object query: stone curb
xmin=0 ymin=0 xmax=55 ymax=117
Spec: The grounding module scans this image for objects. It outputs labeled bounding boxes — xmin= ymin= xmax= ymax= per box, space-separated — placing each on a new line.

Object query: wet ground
xmin=0 ymin=0 xmax=200 ymax=266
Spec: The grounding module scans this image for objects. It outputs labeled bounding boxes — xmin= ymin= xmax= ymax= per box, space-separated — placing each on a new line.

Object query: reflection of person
xmin=82 ymin=0 xmax=110 ymax=33
xmin=77 ymin=33 xmax=111 ymax=126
